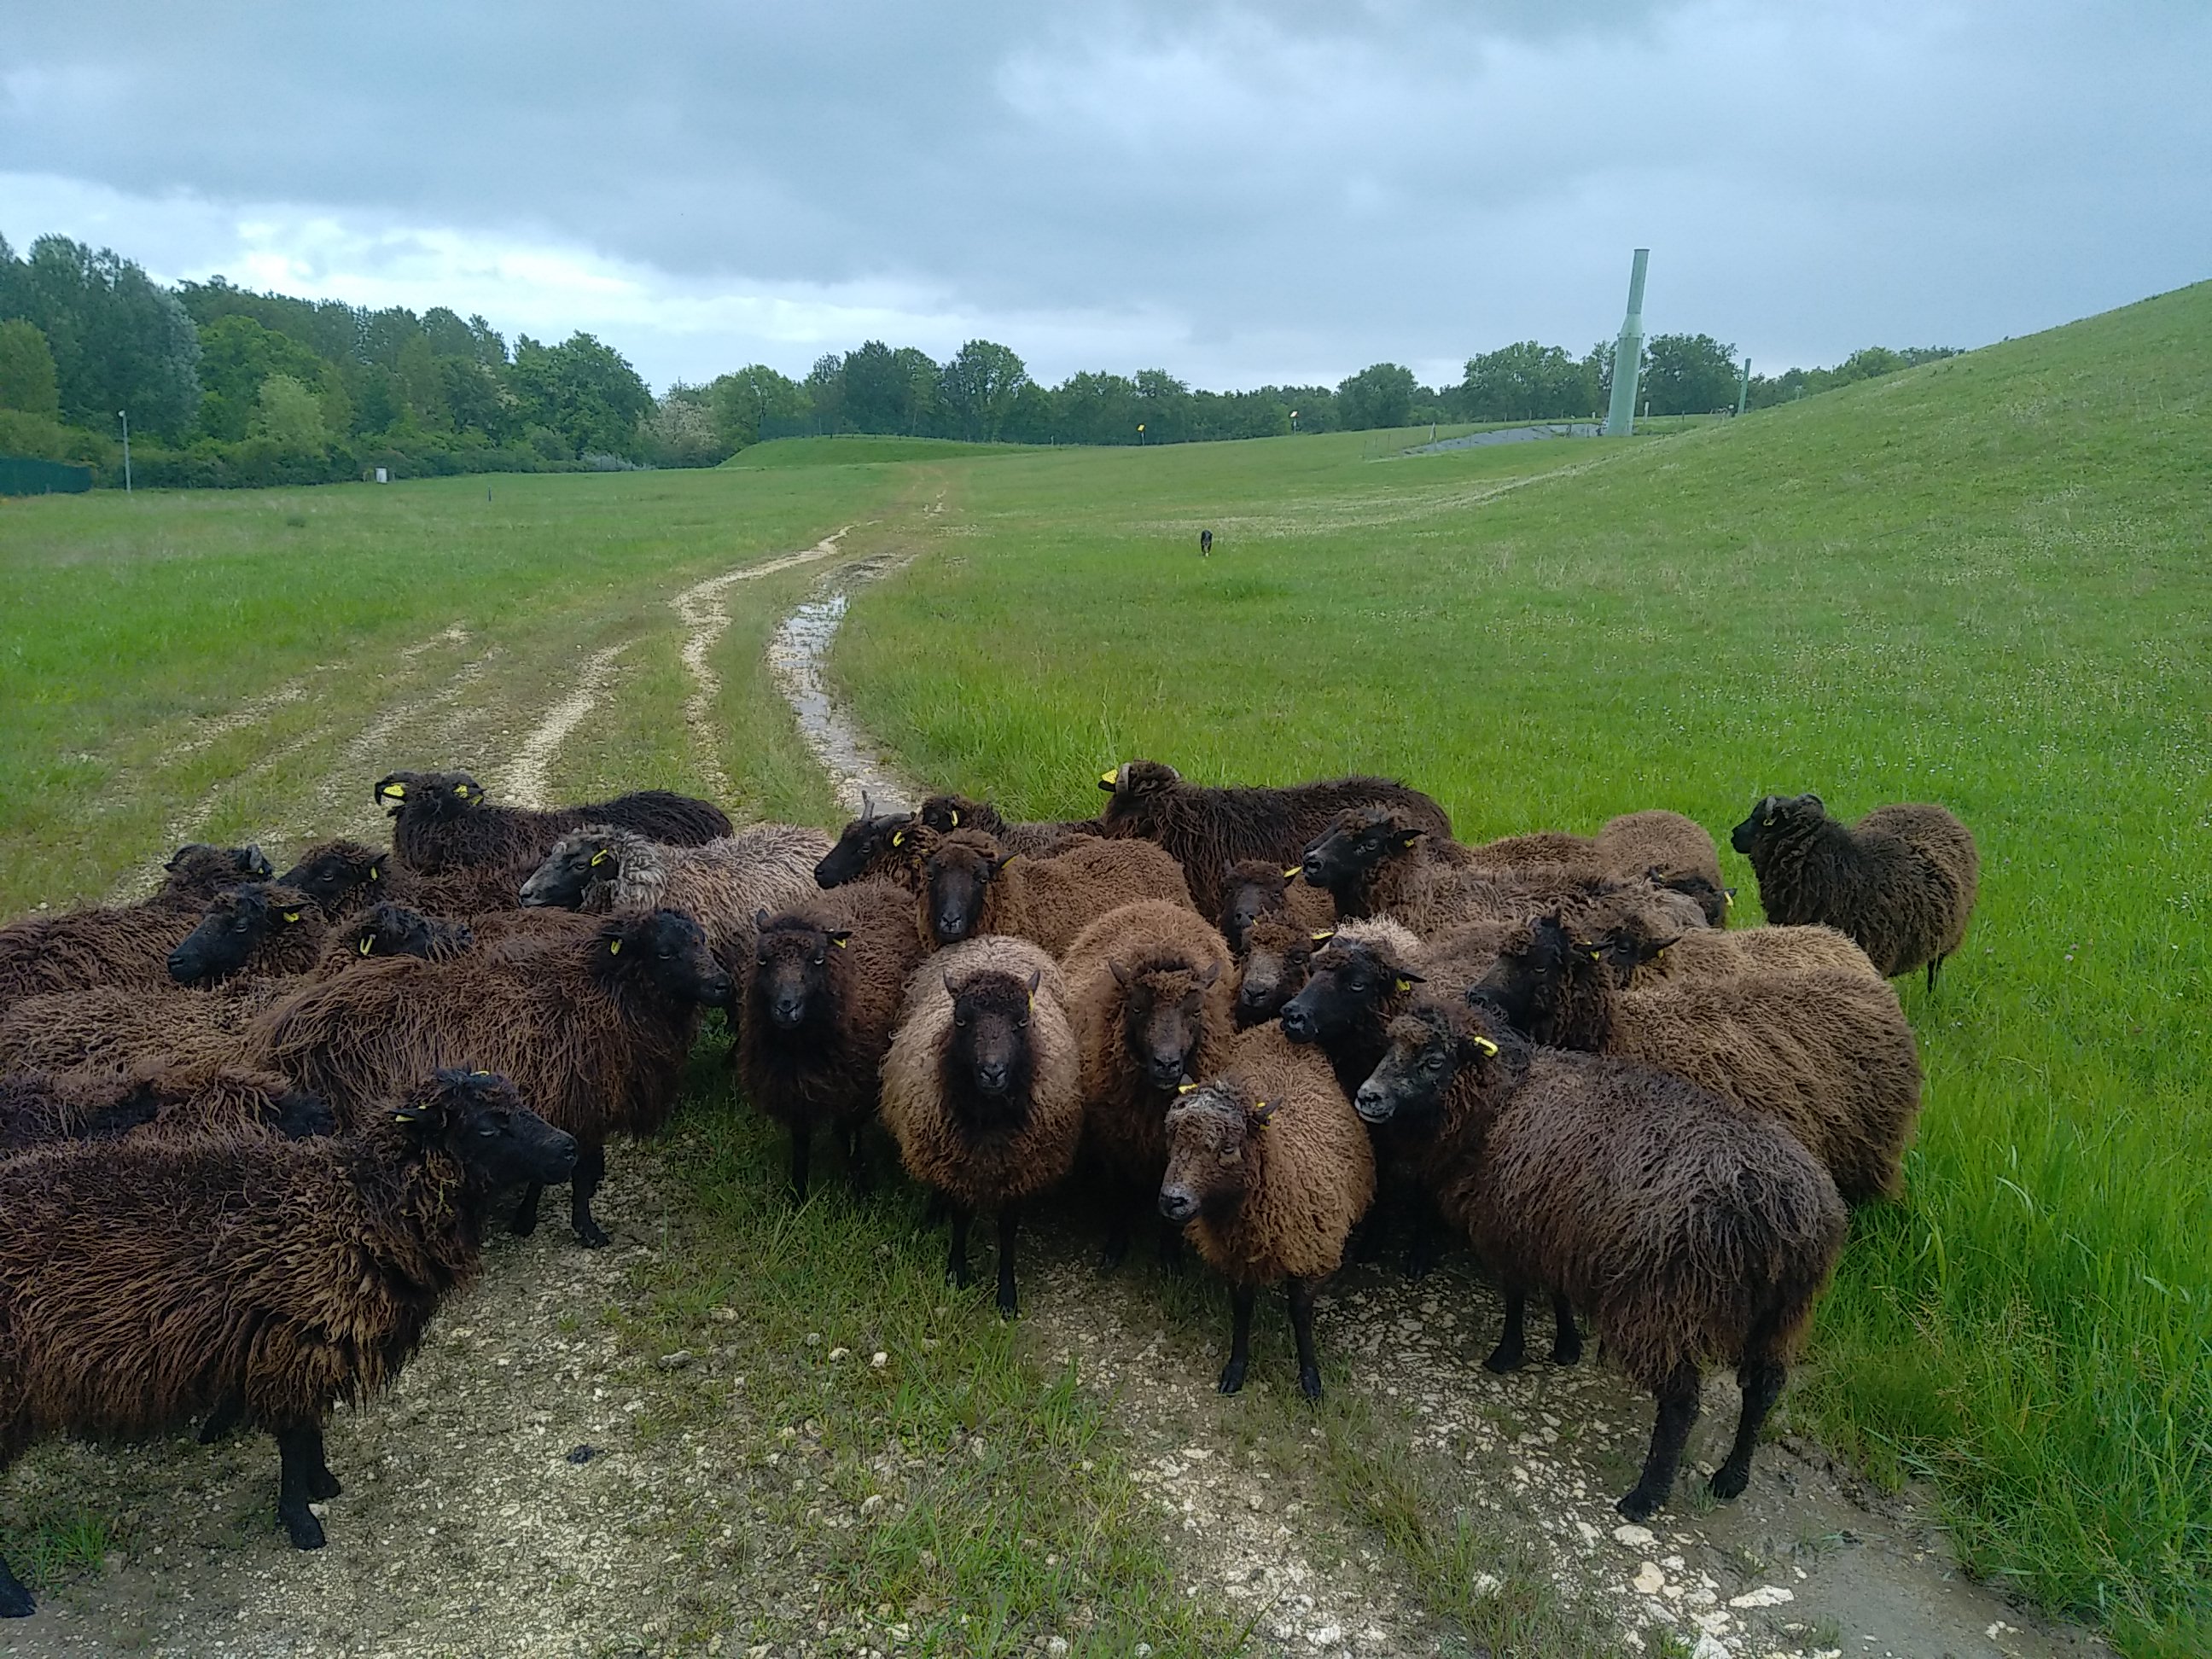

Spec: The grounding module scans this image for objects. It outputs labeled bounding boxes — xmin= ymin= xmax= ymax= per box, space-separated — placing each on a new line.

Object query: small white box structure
xmin=374 ymin=467 xmax=389 ymax=484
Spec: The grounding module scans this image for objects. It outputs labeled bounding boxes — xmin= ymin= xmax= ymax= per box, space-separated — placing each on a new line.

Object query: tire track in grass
xmin=501 ymin=642 xmax=631 ymax=810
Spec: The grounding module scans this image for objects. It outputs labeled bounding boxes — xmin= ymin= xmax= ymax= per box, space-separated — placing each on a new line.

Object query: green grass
xmin=831 ymin=283 xmax=2212 ymax=1650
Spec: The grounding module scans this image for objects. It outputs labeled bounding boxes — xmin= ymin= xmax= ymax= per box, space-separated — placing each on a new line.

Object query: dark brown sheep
xmin=906 ymin=828 xmax=1196 ymax=956
xmin=736 ymin=879 xmax=927 ymax=1199
xmin=372 ymin=769 xmax=731 ymax=876
xmin=141 ymin=843 xmax=277 ymax=909
xmin=1 ymin=878 xmax=316 ymax=1014
xmin=1355 ymin=998 xmax=1846 ymax=1519
xmin=314 ymin=904 xmax=479 ymax=975
xmin=1473 ymin=913 xmax=1923 ymax=1203
xmin=1062 ymin=900 xmax=1236 ymax=1268
xmin=1159 ymin=1023 xmax=1376 ymax=1400
xmin=0 ymin=1069 xmax=574 ymax=1610
xmin=1587 ymin=913 xmax=1879 ymax=991
xmin=1300 ymin=806 xmax=1621 ymax=934
xmin=879 ymin=936 xmax=1082 ymax=1317
xmin=277 ymin=837 xmax=535 ymax=920
xmin=1732 ymin=794 xmax=1980 ymax=987
xmin=0 ymin=1062 xmax=333 ymax=1154
xmin=1231 ymin=915 xmax=1332 ymax=1031
xmin=1097 ymin=760 xmax=1452 ymax=917
xmin=1217 ymin=859 xmax=1336 ymax=954
xmin=812 ymin=795 xmax=1102 ymax=888
xmin=916 ymin=795 xmax=1104 ymax=859
xmin=253 ymin=909 xmax=731 ymax=1246
xmin=165 ymin=882 xmax=329 ymax=987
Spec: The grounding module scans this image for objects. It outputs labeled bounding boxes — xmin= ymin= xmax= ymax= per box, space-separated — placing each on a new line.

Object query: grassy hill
xmin=834 ymin=282 xmax=2212 ymax=1650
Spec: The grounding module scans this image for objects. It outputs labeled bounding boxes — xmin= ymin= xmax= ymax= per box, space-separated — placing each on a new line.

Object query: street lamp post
xmin=118 ymin=410 xmax=132 ymax=493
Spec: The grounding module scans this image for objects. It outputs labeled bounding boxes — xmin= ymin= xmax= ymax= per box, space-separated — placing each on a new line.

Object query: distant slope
xmin=723 ymin=434 xmax=1039 ymax=468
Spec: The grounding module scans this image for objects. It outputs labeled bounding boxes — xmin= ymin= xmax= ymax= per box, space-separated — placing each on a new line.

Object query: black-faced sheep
xmin=165 ymin=882 xmax=329 ymax=987
xmin=905 ymin=829 xmax=1196 ymax=957
xmin=915 ymin=794 xmax=1104 ymax=859
xmin=1731 ymin=794 xmax=1980 ymax=987
xmin=1061 ymin=900 xmax=1236 ymax=1268
xmin=736 ymin=879 xmax=927 ymax=1199
xmin=1158 ymin=1023 xmax=1376 ymax=1400
xmin=372 ymin=769 xmax=732 ymax=876
xmin=315 ymin=904 xmax=478 ymax=975
xmin=878 ymin=935 xmax=1082 ymax=1317
xmin=812 ymin=797 xmax=919 ymax=888
xmin=1472 ymin=913 xmax=1923 ymax=1203
xmin=141 ymin=843 xmax=277 ymax=908
xmin=1 ymin=879 xmax=312 ymax=1014
xmin=1217 ymin=859 xmax=1336 ymax=954
xmin=812 ymin=795 xmax=1102 ymax=889
xmin=1097 ymin=760 xmax=1452 ymax=917
xmin=0 ymin=1068 xmax=574 ymax=1611
xmin=1231 ymin=915 xmax=1332 ymax=1031
xmin=277 ymin=838 xmax=531 ymax=922
xmin=521 ymin=821 xmax=830 ymax=972
xmin=0 ymin=1062 xmax=333 ymax=1154
xmin=1354 ymin=998 xmax=1845 ymax=1518
xmin=1300 ymin=806 xmax=1614 ymax=934
xmin=253 ymin=909 xmax=731 ymax=1245
xmin=1586 ymin=912 xmax=1879 ymax=991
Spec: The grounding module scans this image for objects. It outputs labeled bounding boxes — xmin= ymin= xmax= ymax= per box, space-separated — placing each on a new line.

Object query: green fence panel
xmin=0 ymin=454 xmax=93 ymax=496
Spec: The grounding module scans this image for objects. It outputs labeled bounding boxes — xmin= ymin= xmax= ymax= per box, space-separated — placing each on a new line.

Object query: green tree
xmin=1334 ymin=362 xmax=1419 ymax=430
xmin=195 ymin=313 xmax=330 ymax=440
xmin=0 ymin=318 xmax=60 ymax=416
xmin=641 ymin=383 xmax=728 ymax=467
xmin=707 ymin=365 xmax=807 ymax=450
xmin=1133 ymin=370 xmax=1192 ymax=444
xmin=394 ymin=334 xmax=451 ymax=430
xmin=840 ymin=341 xmax=907 ymax=434
xmin=3 ymin=235 xmax=201 ymax=439
xmin=938 ymin=340 xmax=1028 ymax=441
xmin=804 ymin=353 xmax=845 ymax=434
xmin=1457 ymin=341 xmax=1599 ymax=422
xmin=1642 ymin=333 xmax=1740 ymax=416
xmin=250 ymin=373 xmax=329 ymax=449
xmin=1051 ymin=370 xmax=1138 ymax=445
xmin=509 ymin=333 xmax=653 ymax=458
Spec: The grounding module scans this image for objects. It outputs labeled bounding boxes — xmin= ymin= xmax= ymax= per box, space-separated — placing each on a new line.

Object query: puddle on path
xmin=765 ymin=557 xmax=918 ymax=817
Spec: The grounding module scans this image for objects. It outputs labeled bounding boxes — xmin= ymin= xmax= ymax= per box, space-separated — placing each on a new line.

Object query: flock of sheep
xmin=0 ymin=759 xmax=1979 ymax=1617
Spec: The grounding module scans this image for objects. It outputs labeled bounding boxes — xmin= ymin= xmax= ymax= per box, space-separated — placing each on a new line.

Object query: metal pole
xmin=118 ymin=410 xmax=131 ymax=492
xmin=1735 ymin=357 xmax=1751 ymax=417
xmin=1602 ymin=248 xmax=1648 ymax=438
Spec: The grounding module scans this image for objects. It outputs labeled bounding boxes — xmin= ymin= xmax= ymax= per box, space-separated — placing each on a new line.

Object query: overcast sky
xmin=3 ymin=2 xmax=2206 ymax=393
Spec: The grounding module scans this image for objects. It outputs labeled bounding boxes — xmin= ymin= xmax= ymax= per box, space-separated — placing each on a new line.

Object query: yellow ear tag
xmin=283 ymin=911 xmax=300 ymax=923
xmin=1585 ymin=947 xmax=1603 ymax=960
xmin=358 ymin=937 xmax=373 ymax=956
xmin=1282 ymin=866 xmax=1301 ymax=879
xmin=1309 ymin=929 xmax=1335 ymax=943
xmin=1100 ymin=770 xmax=1119 ymax=786
xmin=1176 ymin=1082 xmax=1196 ymax=1094
xmin=608 ymin=940 xmax=621 ymax=955
xmin=1394 ymin=976 xmax=1412 ymax=992
xmin=891 ymin=830 xmax=905 ymax=847
xmin=589 ymin=850 xmax=608 ymax=868
xmin=1473 ymin=1035 xmax=1500 ymax=1057
xmin=369 ymin=865 xmax=380 ymax=881
xmin=831 ymin=937 xmax=848 ymax=949
xmin=391 ymin=1109 xmax=418 ymax=1124
xmin=947 ymin=809 xmax=959 ymax=826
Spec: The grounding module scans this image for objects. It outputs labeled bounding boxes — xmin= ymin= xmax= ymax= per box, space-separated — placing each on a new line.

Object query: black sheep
xmin=373 ymin=770 xmax=731 ymax=876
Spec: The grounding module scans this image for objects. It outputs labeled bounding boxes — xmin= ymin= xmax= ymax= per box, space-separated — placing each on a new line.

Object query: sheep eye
xmin=1016 ymin=1016 xmax=1029 ymax=1028
xmin=1348 ymin=977 xmax=1368 ymax=993
xmin=953 ymin=1016 xmax=968 ymax=1027
xmin=812 ymin=955 xmax=826 ymax=966
xmin=657 ymin=948 xmax=674 ymax=959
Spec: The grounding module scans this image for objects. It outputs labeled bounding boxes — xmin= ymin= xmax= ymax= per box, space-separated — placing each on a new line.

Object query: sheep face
xmin=521 ymin=833 xmax=619 ymax=908
xmin=917 ymin=795 xmax=984 ymax=835
xmin=1219 ymin=861 xmax=1292 ymax=953
xmin=749 ymin=917 xmax=851 ymax=1032
xmin=1356 ymin=1008 xmax=1461 ymax=1125
xmin=1111 ymin=958 xmax=1221 ymax=1091
xmin=1650 ymin=867 xmax=1730 ymax=928
xmin=1235 ymin=918 xmax=1325 ymax=1028
xmin=919 ymin=834 xmax=1011 ymax=945
xmin=1469 ymin=913 xmax=1589 ymax=1033
xmin=1158 ymin=1082 xmax=1269 ymax=1223
xmin=941 ymin=969 xmax=1042 ymax=1115
xmin=1279 ymin=939 xmax=1422 ymax=1046
xmin=167 ymin=883 xmax=314 ymax=986
xmin=346 ymin=904 xmax=472 ymax=963
xmin=1730 ymin=793 xmax=1825 ymax=857
xmin=375 ymin=770 xmax=485 ymax=822
xmin=1098 ymin=759 xmax=1180 ymax=800
xmin=396 ymin=1068 xmax=577 ymax=1190
xmin=276 ymin=840 xmax=386 ymax=915
xmin=1299 ymin=806 xmax=1423 ymax=897
xmin=815 ymin=808 xmax=917 ymax=888
xmin=596 ymin=910 xmax=733 ymax=1009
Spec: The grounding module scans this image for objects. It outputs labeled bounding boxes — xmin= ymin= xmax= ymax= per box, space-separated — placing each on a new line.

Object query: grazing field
xmin=835 ymin=283 xmax=2212 ymax=1652
xmin=0 ymin=282 xmax=2203 ymax=1658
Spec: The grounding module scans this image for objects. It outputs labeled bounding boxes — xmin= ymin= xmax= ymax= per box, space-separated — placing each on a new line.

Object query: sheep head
xmin=594 ymin=908 xmax=732 ymax=1010
xmin=166 ymin=882 xmax=317 ymax=986
xmin=749 ymin=912 xmax=852 ymax=1032
xmin=276 ymin=839 xmax=387 ymax=916
xmin=391 ymin=1068 xmax=577 ymax=1190
xmin=1159 ymin=1078 xmax=1272 ymax=1223
xmin=1357 ymin=1003 xmax=1499 ymax=1126
xmin=815 ymin=805 xmax=919 ymax=888
xmin=1235 ymin=917 xmax=1326 ymax=1028
xmin=345 ymin=903 xmax=473 ymax=963
xmin=375 ymin=770 xmax=486 ymax=822
xmin=917 ymin=829 xmax=1014 ymax=946
xmin=941 ymin=968 xmax=1041 ymax=1118
xmin=1468 ymin=913 xmax=1602 ymax=1045
xmin=1279 ymin=934 xmax=1423 ymax=1046
xmin=1730 ymin=792 xmax=1826 ymax=856
xmin=1110 ymin=954 xmax=1222 ymax=1091
xmin=1299 ymin=805 xmax=1425 ymax=899
xmin=522 ymin=827 xmax=623 ymax=909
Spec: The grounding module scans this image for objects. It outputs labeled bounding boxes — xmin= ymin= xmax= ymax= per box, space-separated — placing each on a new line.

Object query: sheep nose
xmin=935 ymin=913 xmax=969 ymax=940
xmin=166 ymin=950 xmax=197 ymax=983
xmin=771 ymin=999 xmax=805 ymax=1027
xmin=1280 ymin=1004 xmax=1314 ymax=1040
xmin=975 ymin=1062 xmax=1010 ymax=1095
xmin=1300 ymin=855 xmax=1325 ymax=881
xmin=1354 ymin=1086 xmax=1394 ymax=1124
xmin=1147 ymin=1057 xmax=1185 ymax=1087
xmin=1158 ymin=1187 xmax=1197 ymax=1223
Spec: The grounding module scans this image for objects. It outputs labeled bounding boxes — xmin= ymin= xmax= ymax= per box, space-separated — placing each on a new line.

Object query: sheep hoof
xmin=1708 ymin=1463 xmax=1750 ymax=1502
xmin=1097 ymin=1240 xmax=1129 ymax=1273
xmin=946 ymin=1262 xmax=971 ymax=1289
xmin=308 ymin=1467 xmax=343 ymax=1501
xmin=996 ymin=1289 xmax=1020 ymax=1319
xmin=572 ymin=1219 xmax=612 ymax=1249
xmin=1551 ymin=1335 xmax=1584 ymax=1367
xmin=0 ymin=1575 xmax=33 ymax=1619
xmin=509 ymin=1208 xmax=540 ymax=1238
xmin=282 ymin=1507 xmax=327 ymax=1551
xmin=1217 ymin=1361 xmax=1249 ymax=1395
xmin=1298 ymin=1366 xmax=1324 ymax=1403
xmin=1482 ymin=1343 xmax=1526 ymax=1375
xmin=1615 ymin=1488 xmax=1662 ymax=1523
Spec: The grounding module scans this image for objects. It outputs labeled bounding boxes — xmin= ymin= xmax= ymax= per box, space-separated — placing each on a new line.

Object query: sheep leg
xmin=1618 ymin=1359 xmax=1703 ymax=1522
xmin=1155 ymin=1219 xmax=1185 ymax=1274
xmin=1484 ymin=1286 xmax=1530 ymax=1373
xmin=1926 ymin=955 xmax=1944 ymax=993
xmin=995 ymin=1203 xmax=1021 ymax=1319
xmin=1217 ymin=1284 xmax=1256 ymax=1394
xmin=1287 ymin=1278 xmax=1324 ymax=1402
xmin=198 ymin=1392 xmax=245 ymax=1444
xmin=1551 ymin=1293 xmax=1583 ymax=1366
xmin=275 ymin=1425 xmax=329 ymax=1549
xmin=1099 ymin=1204 xmax=1132 ymax=1272
xmin=789 ymin=1127 xmax=812 ymax=1202
xmin=1711 ymin=1353 xmax=1787 ymax=1502
xmin=568 ymin=1141 xmax=611 ymax=1249
xmin=0 ymin=1554 xmax=32 ymax=1619
xmin=1404 ymin=1201 xmax=1437 ymax=1281
xmin=511 ymin=1183 xmax=544 ymax=1237
xmin=946 ymin=1204 xmax=973 ymax=1288
xmin=843 ymin=1123 xmax=870 ymax=1197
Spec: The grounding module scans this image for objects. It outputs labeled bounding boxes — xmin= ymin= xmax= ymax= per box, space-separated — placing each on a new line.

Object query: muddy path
xmin=764 ymin=555 xmax=922 ymax=817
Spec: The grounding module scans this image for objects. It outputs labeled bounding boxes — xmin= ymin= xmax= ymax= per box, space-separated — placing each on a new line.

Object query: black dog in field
xmin=1199 ymin=528 xmax=1214 ymax=556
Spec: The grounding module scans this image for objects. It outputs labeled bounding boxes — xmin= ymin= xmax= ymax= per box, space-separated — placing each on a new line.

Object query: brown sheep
xmin=164 ymin=882 xmax=330 ymax=986
xmin=253 ymin=909 xmax=731 ymax=1246
xmin=1 ymin=878 xmax=315 ymax=1014
xmin=1732 ymin=794 xmax=1980 ymax=987
xmin=906 ymin=828 xmax=1195 ymax=956
xmin=1217 ymin=859 xmax=1336 ymax=954
xmin=0 ymin=1062 xmax=333 ymax=1154
xmin=1588 ymin=913 xmax=1881 ymax=992
xmin=1358 ymin=997 xmax=1844 ymax=1517
xmin=312 ymin=904 xmax=479 ymax=975
xmin=812 ymin=795 xmax=1103 ymax=889
xmin=1231 ymin=915 xmax=1330 ymax=1030
xmin=140 ymin=843 xmax=278 ymax=908
xmin=521 ymin=821 xmax=830 ymax=972
xmin=1473 ymin=913 xmax=1923 ymax=1203
xmin=736 ymin=879 xmax=927 ymax=1199
xmin=372 ymin=769 xmax=731 ymax=876
xmin=0 ymin=1069 xmax=575 ymax=1610
xmin=1300 ymin=806 xmax=1621 ymax=935
xmin=1097 ymin=759 xmax=1452 ymax=917
xmin=277 ymin=838 xmax=532 ymax=921
xmin=1159 ymin=1023 xmax=1376 ymax=1400
xmin=878 ymin=935 xmax=1082 ymax=1317
xmin=1062 ymin=900 xmax=1236 ymax=1268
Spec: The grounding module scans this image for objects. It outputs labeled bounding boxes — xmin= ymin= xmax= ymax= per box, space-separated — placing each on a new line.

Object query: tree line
xmin=0 ymin=230 xmax=1956 ymax=488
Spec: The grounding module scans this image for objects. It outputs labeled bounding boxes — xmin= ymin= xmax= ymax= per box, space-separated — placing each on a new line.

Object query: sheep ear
xmin=1393 ymin=969 xmax=1423 ymax=991
xmin=755 ymin=908 xmax=771 ymax=928
xmin=1196 ymin=959 xmax=1220 ymax=987
xmin=827 ymin=930 xmax=853 ymax=950
xmin=860 ymin=789 xmax=874 ymax=818
xmin=1799 ymin=792 xmax=1825 ymax=812
xmin=1394 ymin=829 xmax=1423 ymax=849
xmin=1027 ymin=969 xmax=1042 ymax=995
xmin=1100 ymin=768 xmax=1121 ymax=788
xmin=1109 ymin=959 xmax=1132 ymax=987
